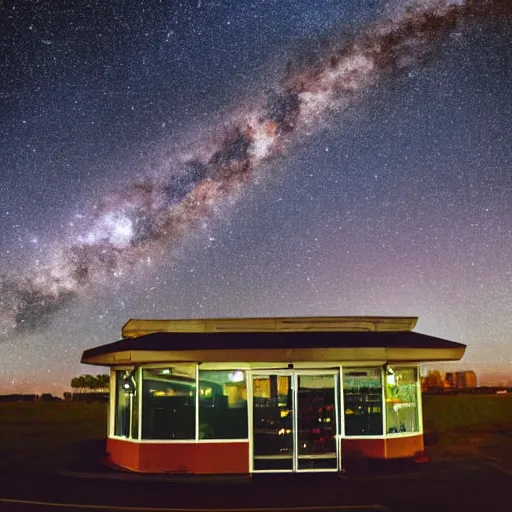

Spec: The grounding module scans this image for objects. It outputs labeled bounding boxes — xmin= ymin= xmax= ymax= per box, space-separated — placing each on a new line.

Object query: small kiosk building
xmin=81 ymin=316 xmax=466 ymax=474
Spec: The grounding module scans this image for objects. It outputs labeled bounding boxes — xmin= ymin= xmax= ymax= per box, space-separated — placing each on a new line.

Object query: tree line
xmin=70 ymin=374 xmax=109 ymax=393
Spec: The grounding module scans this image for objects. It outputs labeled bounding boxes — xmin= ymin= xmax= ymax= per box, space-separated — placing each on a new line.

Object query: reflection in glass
xmin=199 ymin=370 xmax=248 ymax=439
xmin=386 ymin=367 xmax=419 ymax=434
xmin=343 ymin=368 xmax=383 ymax=436
xmin=114 ymin=370 xmax=132 ymax=437
xmin=142 ymin=365 xmax=196 ymax=439
xmin=297 ymin=375 xmax=337 ymax=470
xmin=252 ymin=375 xmax=293 ymax=470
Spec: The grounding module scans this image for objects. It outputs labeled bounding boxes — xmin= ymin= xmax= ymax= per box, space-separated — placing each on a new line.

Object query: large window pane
xmin=343 ymin=368 xmax=383 ymax=436
xmin=114 ymin=369 xmax=136 ymax=438
xmin=142 ymin=365 xmax=196 ymax=440
xmin=198 ymin=370 xmax=248 ymax=439
xmin=385 ymin=367 xmax=419 ymax=434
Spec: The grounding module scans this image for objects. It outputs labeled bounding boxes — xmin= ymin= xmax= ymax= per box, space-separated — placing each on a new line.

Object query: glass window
xmin=198 ymin=370 xmax=248 ymax=439
xmin=297 ymin=374 xmax=337 ymax=470
xmin=385 ymin=367 xmax=420 ymax=434
xmin=343 ymin=368 xmax=383 ymax=436
xmin=131 ymin=369 xmax=140 ymax=440
xmin=114 ymin=369 xmax=137 ymax=438
xmin=252 ymin=374 xmax=293 ymax=470
xmin=142 ymin=365 xmax=196 ymax=440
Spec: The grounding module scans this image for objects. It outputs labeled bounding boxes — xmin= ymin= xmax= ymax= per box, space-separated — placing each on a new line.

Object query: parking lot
xmin=1 ymin=459 xmax=511 ymax=512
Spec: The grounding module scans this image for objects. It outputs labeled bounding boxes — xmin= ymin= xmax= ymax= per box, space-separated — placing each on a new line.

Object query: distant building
xmin=463 ymin=371 xmax=478 ymax=388
xmin=445 ymin=371 xmax=478 ymax=389
xmin=445 ymin=372 xmax=456 ymax=388
xmin=421 ymin=370 xmax=478 ymax=391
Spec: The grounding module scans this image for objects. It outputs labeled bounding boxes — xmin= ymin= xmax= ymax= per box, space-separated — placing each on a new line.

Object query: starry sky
xmin=0 ymin=0 xmax=511 ymax=394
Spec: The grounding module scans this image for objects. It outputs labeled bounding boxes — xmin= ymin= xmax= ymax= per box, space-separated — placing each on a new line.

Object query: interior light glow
xmin=228 ymin=370 xmax=244 ymax=382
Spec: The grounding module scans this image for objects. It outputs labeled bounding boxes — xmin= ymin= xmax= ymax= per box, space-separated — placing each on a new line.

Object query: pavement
xmin=0 ymin=459 xmax=511 ymax=512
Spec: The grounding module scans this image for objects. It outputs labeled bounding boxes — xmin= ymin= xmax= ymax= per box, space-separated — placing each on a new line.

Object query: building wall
xmin=106 ymin=438 xmax=140 ymax=472
xmin=107 ymin=438 xmax=250 ymax=474
xmin=342 ymin=435 xmax=424 ymax=460
xmin=107 ymin=435 xmax=424 ymax=474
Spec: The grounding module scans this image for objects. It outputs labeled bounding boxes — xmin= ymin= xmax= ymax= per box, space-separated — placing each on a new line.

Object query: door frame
xmin=295 ymin=370 xmax=340 ymax=473
xmin=248 ymin=369 xmax=341 ymax=473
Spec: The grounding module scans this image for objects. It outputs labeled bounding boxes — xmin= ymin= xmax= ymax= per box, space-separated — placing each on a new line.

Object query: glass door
xmin=296 ymin=373 xmax=338 ymax=471
xmin=251 ymin=371 xmax=339 ymax=472
xmin=252 ymin=373 xmax=294 ymax=471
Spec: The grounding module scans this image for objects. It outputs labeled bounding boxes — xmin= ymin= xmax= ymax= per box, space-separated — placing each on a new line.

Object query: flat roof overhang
xmin=121 ymin=316 xmax=419 ymax=337
xmin=81 ymin=330 xmax=466 ymax=366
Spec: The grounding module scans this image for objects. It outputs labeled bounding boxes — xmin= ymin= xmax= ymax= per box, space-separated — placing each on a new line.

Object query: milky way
xmin=0 ymin=0 xmax=506 ymax=336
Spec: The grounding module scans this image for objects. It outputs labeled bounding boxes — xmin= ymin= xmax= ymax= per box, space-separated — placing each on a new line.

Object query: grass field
xmin=0 ymin=401 xmax=107 ymax=473
xmin=1 ymin=395 xmax=512 ymax=473
xmin=422 ymin=394 xmax=512 ymax=464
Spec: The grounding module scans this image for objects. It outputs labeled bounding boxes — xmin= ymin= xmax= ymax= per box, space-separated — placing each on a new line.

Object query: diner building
xmin=81 ymin=316 xmax=466 ymax=474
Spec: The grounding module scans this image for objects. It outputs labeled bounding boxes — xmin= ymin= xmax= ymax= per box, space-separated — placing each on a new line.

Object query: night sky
xmin=1 ymin=0 xmax=511 ymax=394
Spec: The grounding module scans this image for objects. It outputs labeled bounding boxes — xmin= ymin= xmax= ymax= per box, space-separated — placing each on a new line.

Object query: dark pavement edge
xmin=0 ymin=460 xmax=511 ymax=512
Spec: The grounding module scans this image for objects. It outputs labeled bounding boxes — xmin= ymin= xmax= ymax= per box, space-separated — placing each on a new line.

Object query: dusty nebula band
xmin=0 ymin=0 xmax=506 ymax=336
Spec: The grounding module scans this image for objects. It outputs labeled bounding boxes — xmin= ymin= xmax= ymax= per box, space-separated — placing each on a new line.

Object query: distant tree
xmin=70 ymin=373 xmax=110 ymax=393
xmin=70 ymin=376 xmax=81 ymax=393
xmin=71 ymin=375 xmax=87 ymax=393
xmin=77 ymin=375 xmax=87 ymax=392
xmin=96 ymin=374 xmax=110 ymax=392
xmin=83 ymin=374 xmax=97 ymax=391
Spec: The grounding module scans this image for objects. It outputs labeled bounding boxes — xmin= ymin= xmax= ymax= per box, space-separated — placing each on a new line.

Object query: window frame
xmin=384 ymin=364 xmax=422 ymax=438
xmin=339 ymin=364 xmax=422 ymax=439
xmin=108 ymin=362 xmax=422 ymax=443
xmin=109 ymin=363 xmax=251 ymax=443
xmin=111 ymin=367 xmax=139 ymax=440
xmin=340 ymin=365 xmax=385 ymax=439
xmin=141 ymin=364 xmax=198 ymax=442
xmin=197 ymin=368 xmax=249 ymax=441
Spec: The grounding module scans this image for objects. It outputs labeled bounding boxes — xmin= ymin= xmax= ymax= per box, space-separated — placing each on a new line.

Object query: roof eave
xmin=81 ymin=345 xmax=465 ymax=366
